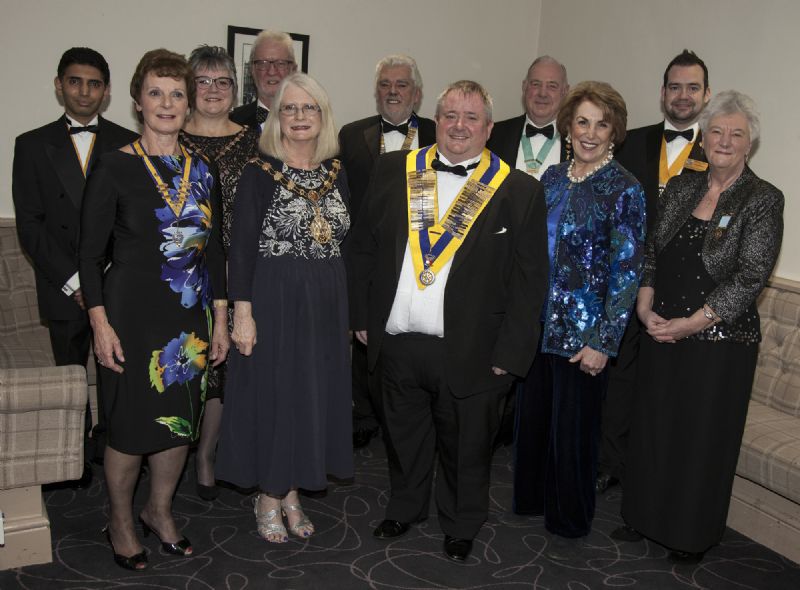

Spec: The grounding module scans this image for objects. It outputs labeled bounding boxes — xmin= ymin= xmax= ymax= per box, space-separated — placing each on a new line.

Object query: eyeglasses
xmin=279 ymin=103 xmax=322 ymax=117
xmin=251 ymin=59 xmax=294 ymax=72
xmin=195 ymin=76 xmax=234 ymax=90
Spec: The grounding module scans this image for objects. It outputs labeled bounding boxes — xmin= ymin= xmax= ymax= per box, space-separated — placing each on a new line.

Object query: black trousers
xmin=48 ymin=316 xmax=99 ymax=462
xmin=379 ymin=333 xmax=508 ymax=540
xmin=598 ymin=315 xmax=641 ymax=480
xmin=513 ymin=349 xmax=605 ymax=538
xmin=352 ymin=338 xmax=380 ymax=431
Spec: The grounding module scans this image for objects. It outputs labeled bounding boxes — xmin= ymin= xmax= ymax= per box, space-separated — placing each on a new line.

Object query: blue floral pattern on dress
xmin=154 ymin=156 xmax=215 ymax=309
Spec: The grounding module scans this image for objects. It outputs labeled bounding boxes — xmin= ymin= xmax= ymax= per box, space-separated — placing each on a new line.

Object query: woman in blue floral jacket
xmin=513 ymin=81 xmax=645 ymax=546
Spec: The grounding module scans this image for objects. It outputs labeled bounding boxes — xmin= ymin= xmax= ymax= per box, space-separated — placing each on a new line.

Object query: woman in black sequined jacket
xmin=615 ymin=90 xmax=783 ymax=564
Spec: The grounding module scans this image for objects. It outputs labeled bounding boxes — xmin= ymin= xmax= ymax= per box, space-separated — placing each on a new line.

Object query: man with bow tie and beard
xmin=339 ymin=54 xmax=436 ymax=450
xmin=12 ymin=47 xmax=137 ymax=486
xmin=597 ymin=49 xmax=712 ymax=495
xmin=488 ymin=55 xmax=570 ymax=180
xmin=349 ymin=80 xmax=547 ymax=562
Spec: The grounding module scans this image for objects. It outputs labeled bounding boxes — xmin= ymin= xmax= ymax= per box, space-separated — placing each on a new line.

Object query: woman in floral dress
xmin=79 ymin=49 xmax=227 ymax=570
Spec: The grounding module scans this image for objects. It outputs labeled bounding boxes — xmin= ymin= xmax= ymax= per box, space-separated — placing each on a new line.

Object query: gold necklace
xmin=260 ymin=159 xmax=341 ymax=244
xmin=133 ymin=140 xmax=192 ymax=218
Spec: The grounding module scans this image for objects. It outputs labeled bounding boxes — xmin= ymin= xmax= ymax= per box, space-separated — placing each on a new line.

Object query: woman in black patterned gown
xmin=217 ymin=73 xmax=353 ymax=543
xmin=179 ymin=45 xmax=259 ymax=501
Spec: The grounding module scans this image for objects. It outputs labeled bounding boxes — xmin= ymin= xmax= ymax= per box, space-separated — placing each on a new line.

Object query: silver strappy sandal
xmin=254 ymin=494 xmax=288 ymax=543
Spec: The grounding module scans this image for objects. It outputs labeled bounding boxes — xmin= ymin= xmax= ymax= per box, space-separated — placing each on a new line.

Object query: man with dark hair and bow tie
xmin=339 ymin=54 xmax=436 ymax=450
xmin=597 ymin=49 xmax=711 ymax=495
xmin=12 ymin=46 xmax=137 ymax=486
xmin=229 ymin=30 xmax=298 ymax=130
xmin=349 ymin=80 xmax=547 ymax=561
xmin=487 ymin=55 xmax=569 ymax=179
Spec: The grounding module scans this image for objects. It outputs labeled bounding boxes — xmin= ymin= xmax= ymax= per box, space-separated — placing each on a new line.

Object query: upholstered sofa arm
xmin=0 ymin=365 xmax=87 ymax=489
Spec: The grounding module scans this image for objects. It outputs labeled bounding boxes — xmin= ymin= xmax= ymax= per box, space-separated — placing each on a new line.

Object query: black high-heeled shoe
xmin=196 ymin=481 xmax=220 ymax=501
xmin=138 ymin=516 xmax=193 ymax=556
xmin=102 ymin=525 xmax=148 ymax=571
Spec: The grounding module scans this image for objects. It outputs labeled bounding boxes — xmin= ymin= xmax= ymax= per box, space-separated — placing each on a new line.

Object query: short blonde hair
xmin=435 ymin=80 xmax=493 ymax=121
xmin=259 ymin=73 xmax=338 ymax=163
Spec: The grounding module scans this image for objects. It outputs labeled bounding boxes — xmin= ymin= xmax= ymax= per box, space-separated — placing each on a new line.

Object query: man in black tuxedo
xmin=485 ymin=55 xmax=569 ymax=447
xmin=349 ymin=80 xmax=548 ymax=561
xmin=12 ymin=47 xmax=138 ymax=485
xmin=487 ymin=55 xmax=569 ymax=178
xmin=229 ymin=30 xmax=297 ymax=130
xmin=339 ymin=54 xmax=436 ymax=450
xmin=598 ymin=49 xmax=711 ymax=494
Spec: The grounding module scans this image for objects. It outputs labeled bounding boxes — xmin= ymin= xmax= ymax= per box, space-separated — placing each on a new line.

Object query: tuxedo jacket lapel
xmin=363 ymin=118 xmax=382 ymax=162
xmin=46 ymin=121 xmax=85 ymax=209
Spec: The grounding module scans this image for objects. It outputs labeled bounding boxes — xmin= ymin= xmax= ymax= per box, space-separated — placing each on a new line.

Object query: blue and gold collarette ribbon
xmin=133 ymin=140 xmax=193 ymax=217
xmin=406 ymin=144 xmax=510 ymax=289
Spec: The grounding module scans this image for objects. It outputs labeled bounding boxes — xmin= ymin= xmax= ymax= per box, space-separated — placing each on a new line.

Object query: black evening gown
xmin=622 ymin=216 xmax=760 ymax=553
xmin=216 ymin=156 xmax=353 ymax=494
xmin=179 ymin=126 xmax=259 ymax=400
xmin=80 ymin=149 xmax=226 ymax=455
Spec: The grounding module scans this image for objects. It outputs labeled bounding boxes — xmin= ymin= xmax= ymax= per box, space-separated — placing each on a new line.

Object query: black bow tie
xmin=525 ymin=123 xmax=554 ymax=139
xmin=664 ymin=128 xmax=694 ymax=143
xmin=431 ymin=158 xmax=479 ymax=177
xmin=382 ymin=121 xmax=409 ymax=135
xmin=256 ymin=106 xmax=269 ymax=125
xmin=69 ymin=124 xmax=98 ymax=134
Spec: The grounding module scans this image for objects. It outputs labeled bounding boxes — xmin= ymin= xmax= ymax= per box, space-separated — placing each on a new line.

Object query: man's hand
xmin=73 ymin=288 xmax=86 ymax=310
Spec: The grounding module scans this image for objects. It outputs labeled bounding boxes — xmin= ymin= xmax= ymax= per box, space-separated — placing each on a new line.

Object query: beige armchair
xmin=0 ymin=219 xmax=88 ymax=569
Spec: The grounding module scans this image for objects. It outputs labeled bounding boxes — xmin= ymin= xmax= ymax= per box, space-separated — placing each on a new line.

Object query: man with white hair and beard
xmin=339 ymin=54 xmax=436 ymax=451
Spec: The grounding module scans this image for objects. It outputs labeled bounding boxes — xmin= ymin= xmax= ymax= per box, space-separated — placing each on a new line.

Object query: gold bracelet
xmin=702 ymin=304 xmax=717 ymax=322
xmin=212 ymin=299 xmax=228 ymax=309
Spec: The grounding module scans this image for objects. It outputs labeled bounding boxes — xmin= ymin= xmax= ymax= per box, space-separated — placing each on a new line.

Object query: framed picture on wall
xmin=227 ymin=26 xmax=310 ymax=106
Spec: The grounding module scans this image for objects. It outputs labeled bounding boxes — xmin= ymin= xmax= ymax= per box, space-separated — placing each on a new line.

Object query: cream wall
xmin=1 ymin=0 xmax=541 ymax=215
xmin=5 ymin=0 xmax=796 ymax=279
xmin=539 ymin=0 xmax=799 ymax=280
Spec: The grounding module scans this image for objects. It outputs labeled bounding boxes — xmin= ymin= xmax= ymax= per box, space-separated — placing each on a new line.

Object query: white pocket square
xmin=494 ymin=226 xmax=508 ymax=234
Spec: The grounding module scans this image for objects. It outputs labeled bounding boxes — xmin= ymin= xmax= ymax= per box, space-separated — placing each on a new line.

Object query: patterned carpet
xmin=2 ymin=441 xmax=799 ymax=589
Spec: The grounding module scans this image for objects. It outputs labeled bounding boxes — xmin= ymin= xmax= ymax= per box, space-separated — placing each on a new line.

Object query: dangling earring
xmin=565 ymin=134 xmax=573 ymax=161
xmin=608 ymin=141 xmax=615 ymax=154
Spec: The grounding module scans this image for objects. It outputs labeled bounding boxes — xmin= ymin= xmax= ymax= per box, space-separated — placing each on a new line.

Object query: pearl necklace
xmin=567 ymin=151 xmax=614 ymax=184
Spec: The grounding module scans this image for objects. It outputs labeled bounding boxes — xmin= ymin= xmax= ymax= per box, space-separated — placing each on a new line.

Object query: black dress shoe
xmin=595 ymin=472 xmax=619 ymax=494
xmin=611 ymin=525 xmax=643 ymax=542
xmin=443 ymin=535 xmax=473 ymax=562
xmin=353 ymin=426 xmax=379 ymax=449
xmin=373 ymin=519 xmax=410 ymax=539
xmin=668 ymin=549 xmax=705 ymax=564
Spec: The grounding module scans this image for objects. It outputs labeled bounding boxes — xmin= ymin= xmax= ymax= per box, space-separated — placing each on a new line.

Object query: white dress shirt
xmin=382 ymin=116 xmax=420 ymax=152
xmin=66 ymin=113 xmax=98 ymax=172
xmin=385 ymin=153 xmax=482 ymax=337
xmin=664 ymin=120 xmax=700 ymax=168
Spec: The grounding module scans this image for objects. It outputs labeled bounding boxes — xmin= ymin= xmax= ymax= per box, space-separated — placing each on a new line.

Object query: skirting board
xmin=728 ymin=475 xmax=800 ymax=565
